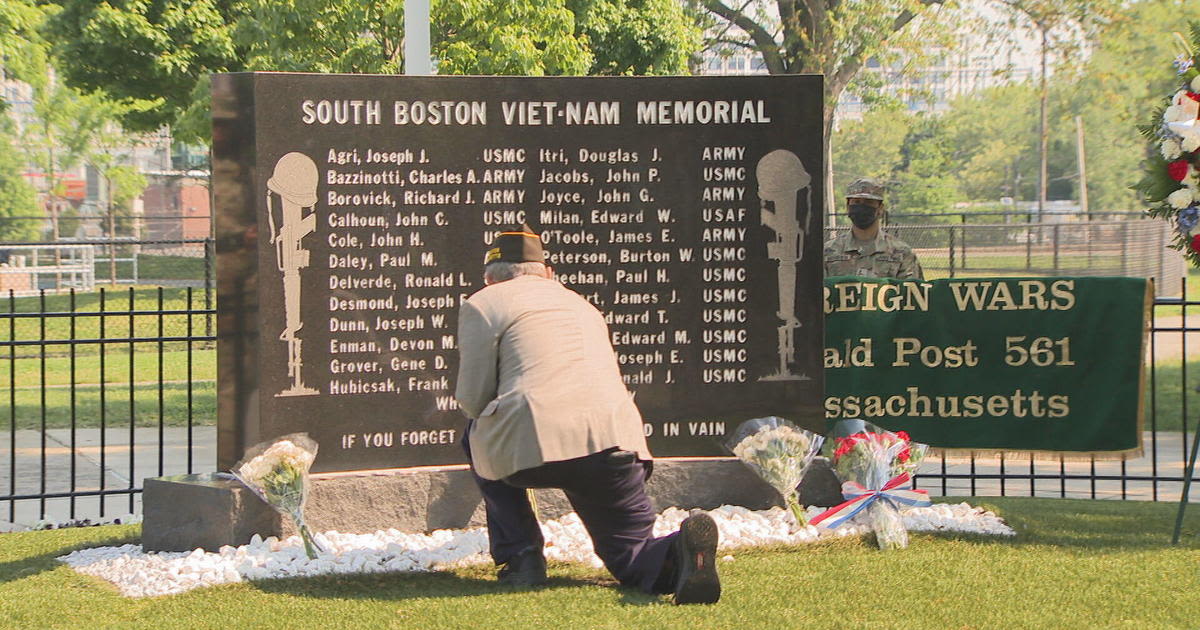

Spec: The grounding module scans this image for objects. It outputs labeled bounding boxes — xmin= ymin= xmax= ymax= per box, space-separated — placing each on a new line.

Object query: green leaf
xmin=1134 ymin=154 xmax=1180 ymax=203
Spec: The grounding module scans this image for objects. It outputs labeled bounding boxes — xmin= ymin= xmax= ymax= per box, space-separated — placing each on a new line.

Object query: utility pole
xmin=1037 ymin=23 xmax=1048 ymax=220
xmin=1075 ymin=115 xmax=1088 ymax=219
xmin=404 ymin=0 xmax=432 ymax=75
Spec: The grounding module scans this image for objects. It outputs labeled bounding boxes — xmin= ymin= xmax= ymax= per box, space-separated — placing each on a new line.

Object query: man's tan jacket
xmin=455 ymin=275 xmax=651 ymax=480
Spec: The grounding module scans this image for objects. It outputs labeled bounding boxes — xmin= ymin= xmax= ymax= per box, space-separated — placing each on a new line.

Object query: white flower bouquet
xmin=727 ymin=417 xmax=824 ymax=529
xmin=231 ymin=433 xmax=324 ymax=559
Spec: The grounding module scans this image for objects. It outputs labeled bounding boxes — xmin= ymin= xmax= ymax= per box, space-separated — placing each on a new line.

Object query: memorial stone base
xmin=142 ymin=458 xmax=843 ymax=552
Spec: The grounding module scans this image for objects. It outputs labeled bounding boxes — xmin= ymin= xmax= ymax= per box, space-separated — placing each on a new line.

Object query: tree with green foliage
xmin=938 ymin=83 xmax=1040 ymax=204
xmin=0 ymin=2 xmax=45 ymax=241
xmin=4 ymin=0 xmax=154 ymax=244
xmin=835 ymin=83 xmax=1040 ymax=216
xmin=46 ymin=0 xmax=243 ymax=137
xmin=990 ymin=0 xmax=1118 ymax=215
xmin=236 ymin=0 xmax=699 ymax=76
xmin=4 ymin=0 xmax=86 ymax=241
xmin=828 ymin=0 xmax=1200 ymax=218
xmin=830 ymin=105 xmax=912 ymax=211
xmin=19 ymin=75 xmax=145 ymax=243
xmin=46 ymin=0 xmax=701 ymax=143
xmin=698 ymin=0 xmax=958 ymax=215
xmin=84 ymin=114 xmax=148 ymax=281
xmin=1071 ymin=0 xmax=1200 ymax=214
xmin=0 ymin=119 xmax=41 ymax=242
xmin=0 ymin=0 xmax=47 ymax=93
xmin=893 ymin=115 xmax=961 ymax=214
xmin=568 ymin=0 xmax=699 ymax=75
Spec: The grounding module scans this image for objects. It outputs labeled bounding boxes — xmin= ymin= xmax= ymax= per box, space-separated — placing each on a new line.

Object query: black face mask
xmin=847 ymin=203 xmax=879 ymax=229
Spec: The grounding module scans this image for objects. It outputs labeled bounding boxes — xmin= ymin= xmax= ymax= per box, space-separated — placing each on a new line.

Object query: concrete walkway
xmin=1148 ymin=315 xmax=1200 ymax=363
xmin=1 ymin=427 xmax=1197 ymax=531
xmin=0 ymin=426 xmax=215 ymax=530
xmin=917 ymin=430 xmax=1200 ymax=503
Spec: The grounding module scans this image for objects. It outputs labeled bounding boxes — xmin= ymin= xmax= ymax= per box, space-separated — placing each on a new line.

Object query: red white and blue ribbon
xmin=809 ymin=472 xmax=932 ymax=529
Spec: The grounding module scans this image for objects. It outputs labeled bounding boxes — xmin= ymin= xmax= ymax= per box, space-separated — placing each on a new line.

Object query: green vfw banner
xmin=824 ymin=276 xmax=1150 ymax=455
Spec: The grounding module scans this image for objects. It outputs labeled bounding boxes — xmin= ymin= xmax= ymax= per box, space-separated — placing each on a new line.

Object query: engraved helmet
xmin=268 ymin=152 xmax=319 ymax=206
xmin=756 ymin=149 xmax=810 ymax=197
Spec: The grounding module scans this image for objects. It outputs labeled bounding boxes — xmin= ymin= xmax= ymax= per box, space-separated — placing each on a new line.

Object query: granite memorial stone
xmin=145 ymin=74 xmax=832 ymax=551
xmin=213 ymin=73 xmax=826 ymax=473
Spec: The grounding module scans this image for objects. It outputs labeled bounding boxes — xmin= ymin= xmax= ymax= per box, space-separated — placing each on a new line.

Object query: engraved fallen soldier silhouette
xmin=757 ymin=149 xmax=812 ymax=381
xmin=455 ymin=224 xmax=721 ymax=604
xmin=267 ymin=152 xmax=320 ymax=397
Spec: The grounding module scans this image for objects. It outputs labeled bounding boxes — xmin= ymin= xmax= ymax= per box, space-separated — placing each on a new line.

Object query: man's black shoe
xmin=497 ymin=546 xmax=547 ymax=587
xmin=672 ymin=511 xmax=720 ymax=604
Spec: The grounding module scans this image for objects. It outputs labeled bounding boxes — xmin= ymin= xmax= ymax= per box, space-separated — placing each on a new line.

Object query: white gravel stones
xmin=58 ymin=502 xmax=1013 ymax=598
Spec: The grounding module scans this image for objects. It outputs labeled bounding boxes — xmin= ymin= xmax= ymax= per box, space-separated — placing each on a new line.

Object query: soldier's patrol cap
xmin=846 ymin=177 xmax=885 ymax=201
xmin=484 ymin=223 xmax=545 ymax=265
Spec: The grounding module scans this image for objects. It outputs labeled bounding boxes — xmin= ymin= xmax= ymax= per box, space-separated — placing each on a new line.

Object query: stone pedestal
xmin=142 ymin=474 xmax=281 ymax=553
xmin=142 ymin=458 xmax=843 ymax=552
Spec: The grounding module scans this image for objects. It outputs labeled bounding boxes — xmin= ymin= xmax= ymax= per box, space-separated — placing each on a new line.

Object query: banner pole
xmin=1171 ymin=404 xmax=1200 ymax=544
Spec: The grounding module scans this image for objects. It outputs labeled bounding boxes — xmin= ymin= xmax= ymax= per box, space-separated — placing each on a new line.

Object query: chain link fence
xmin=826 ymin=214 xmax=1185 ymax=296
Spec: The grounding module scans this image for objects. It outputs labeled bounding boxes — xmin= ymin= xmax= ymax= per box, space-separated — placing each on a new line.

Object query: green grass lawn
xmin=2 ymin=381 xmax=215 ymax=429
xmin=0 ymin=287 xmax=213 ymax=360
xmin=928 ymin=252 xmax=1104 ymax=272
xmin=93 ymin=254 xmax=210 ymax=282
xmin=0 ymin=348 xmax=216 ymax=388
xmin=0 ymin=349 xmax=216 ymax=429
xmin=1146 ymin=359 xmax=1200 ymax=433
xmin=0 ymin=498 xmax=1197 ymax=629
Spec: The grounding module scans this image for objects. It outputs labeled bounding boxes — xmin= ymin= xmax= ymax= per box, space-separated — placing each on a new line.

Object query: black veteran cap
xmin=485 ymin=223 xmax=545 ymax=265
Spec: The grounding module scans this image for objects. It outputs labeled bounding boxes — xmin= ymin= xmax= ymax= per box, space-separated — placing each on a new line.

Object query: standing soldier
xmin=823 ymin=178 xmax=924 ymax=280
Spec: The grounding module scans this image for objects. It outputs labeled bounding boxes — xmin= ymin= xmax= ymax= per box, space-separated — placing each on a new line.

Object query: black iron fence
xmin=826 ymin=219 xmax=1185 ymax=292
xmin=0 ymin=286 xmax=215 ymax=525
xmin=0 ymin=275 xmax=1197 ymax=528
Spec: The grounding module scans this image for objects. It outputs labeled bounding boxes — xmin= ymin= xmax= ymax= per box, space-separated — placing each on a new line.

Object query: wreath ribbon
xmin=809 ymin=472 xmax=931 ymax=529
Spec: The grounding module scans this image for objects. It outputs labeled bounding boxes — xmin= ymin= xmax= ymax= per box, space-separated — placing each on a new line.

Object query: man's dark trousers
xmin=463 ymin=426 xmax=677 ymax=593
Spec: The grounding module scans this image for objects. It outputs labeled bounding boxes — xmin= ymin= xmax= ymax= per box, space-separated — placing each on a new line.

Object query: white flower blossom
xmin=1181 ymin=97 xmax=1200 ymax=122
xmin=1162 ymin=137 xmax=1184 ymax=160
xmin=1185 ymin=134 xmax=1200 ymax=153
xmin=1168 ymin=187 xmax=1194 ymax=209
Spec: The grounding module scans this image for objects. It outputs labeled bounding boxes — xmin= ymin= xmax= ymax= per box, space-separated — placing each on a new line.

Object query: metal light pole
xmin=405 ymin=0 xmax=432 ymax=75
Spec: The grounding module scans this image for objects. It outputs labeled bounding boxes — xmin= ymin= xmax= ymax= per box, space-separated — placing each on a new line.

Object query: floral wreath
xmin=1137 ymin=25 xmax=1200 ymax=266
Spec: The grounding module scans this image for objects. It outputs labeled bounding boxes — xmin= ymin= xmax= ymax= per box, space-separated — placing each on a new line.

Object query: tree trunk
xmin=106 ymin=174 xmax=117 ymax=286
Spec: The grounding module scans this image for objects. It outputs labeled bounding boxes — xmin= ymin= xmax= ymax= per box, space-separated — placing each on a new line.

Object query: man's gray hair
xmin=485 ymin=261 xmax=547 ymax=284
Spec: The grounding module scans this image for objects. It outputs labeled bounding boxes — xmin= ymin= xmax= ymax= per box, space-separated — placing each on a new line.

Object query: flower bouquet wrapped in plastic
xmin=727 ymin=417 xmax=824 ymax=529
xmin=812 ymin=423 xmax=930 ymax=550
xmin=230 ymin=433 xmax=325 ymax=559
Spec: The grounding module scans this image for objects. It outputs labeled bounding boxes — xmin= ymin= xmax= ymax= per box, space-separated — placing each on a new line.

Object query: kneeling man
xmin=455 ymin=225 xmax=720 ymax=604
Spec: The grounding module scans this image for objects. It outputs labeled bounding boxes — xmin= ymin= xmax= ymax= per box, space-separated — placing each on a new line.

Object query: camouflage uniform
xmin=824 ymin=177 xmax=924 ymax=280
xmin=823 ymin=230 xmax=924 ymax=280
